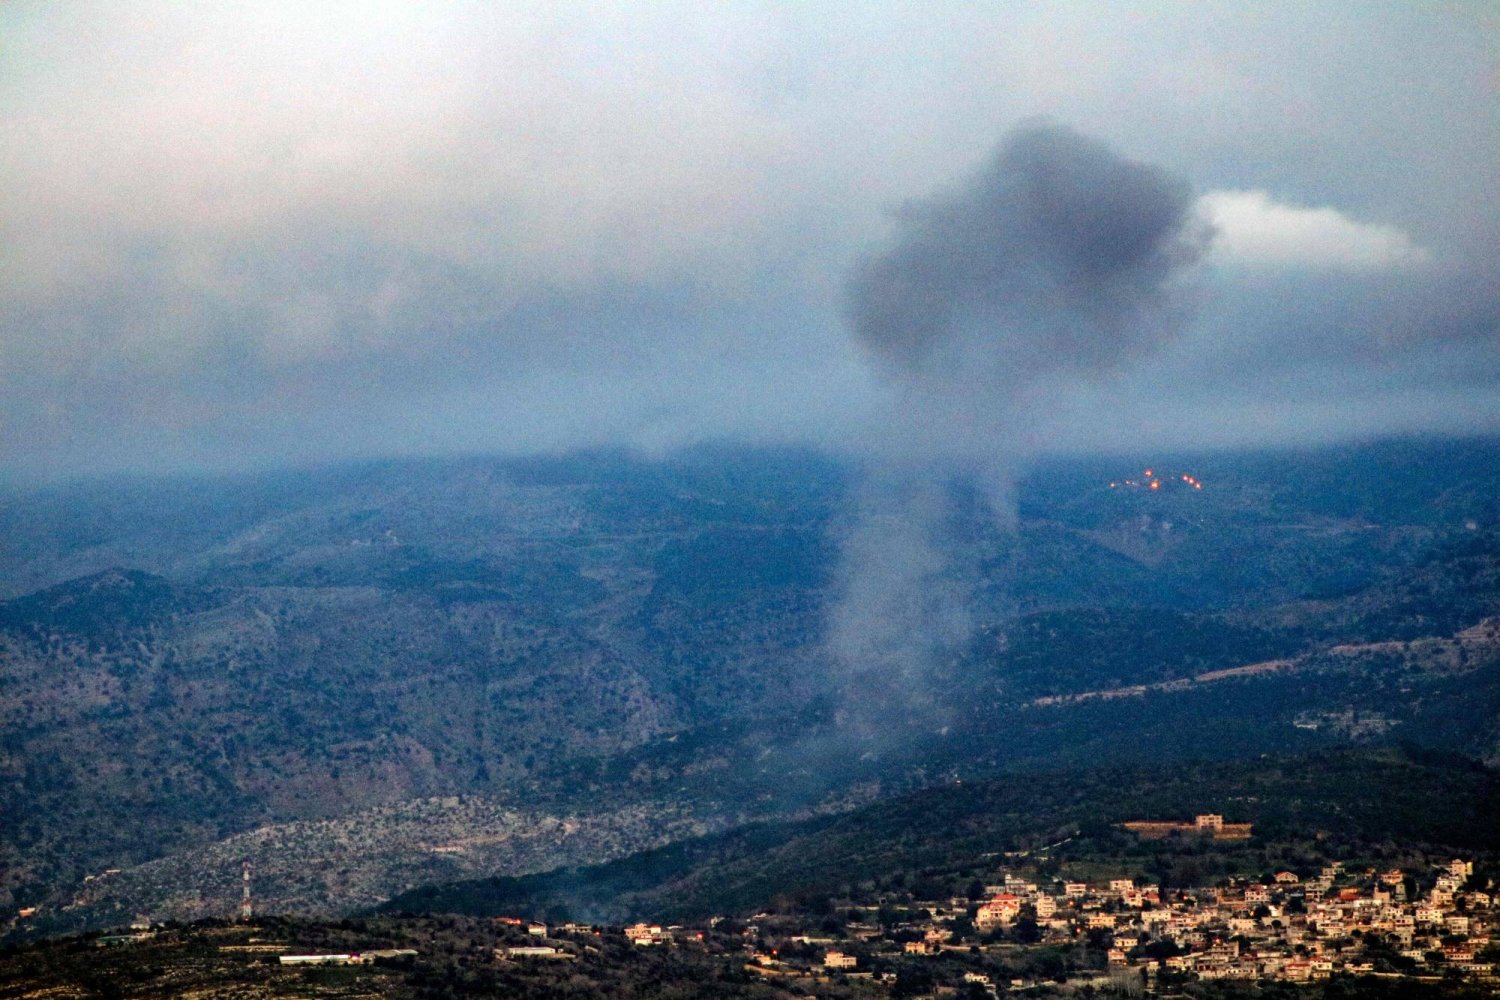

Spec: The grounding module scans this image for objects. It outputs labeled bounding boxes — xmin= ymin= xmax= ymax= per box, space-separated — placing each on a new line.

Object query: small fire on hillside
xmin=1108 ymin=469 xmax=1204 ymax=491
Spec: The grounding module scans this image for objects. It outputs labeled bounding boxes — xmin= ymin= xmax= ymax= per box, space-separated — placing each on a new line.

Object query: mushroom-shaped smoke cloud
xmin=828 ymin=123 xmax=1210 ymax=726
xmin=852 ymin=121 xmax=1208 ymax=394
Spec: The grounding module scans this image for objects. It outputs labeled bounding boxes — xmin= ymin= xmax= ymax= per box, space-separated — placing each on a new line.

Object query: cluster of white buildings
xmin=1139 ymin=858 xmax=1495 ymax=983
xmin=483 ymin=854 xmax=1496 ymax=991
xmin=893 ymin=856 xmax=1496 ymax=986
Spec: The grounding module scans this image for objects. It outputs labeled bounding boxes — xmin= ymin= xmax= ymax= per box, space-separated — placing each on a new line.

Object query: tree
xmin=892 ymin=964 xmax=934 ymax=998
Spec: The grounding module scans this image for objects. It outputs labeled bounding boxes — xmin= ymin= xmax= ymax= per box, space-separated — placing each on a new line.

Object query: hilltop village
xmin=213 ymin=819 xmax=1500 ymax=995
xmin=557 ymin=839 xmax=1499 ymax=994
xmin=3 ymin=828 xmax=1497 ymax=999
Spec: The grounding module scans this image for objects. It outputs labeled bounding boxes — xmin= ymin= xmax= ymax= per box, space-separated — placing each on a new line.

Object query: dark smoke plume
xmin=850 ymin=121 xmax=1209 ymax=390
xmin=826 ymin=123 xmax=1209 ymax=728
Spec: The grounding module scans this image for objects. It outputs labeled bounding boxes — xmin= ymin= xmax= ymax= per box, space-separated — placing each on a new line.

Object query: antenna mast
xmin=240 ymin=860 xmax=253 ymax=921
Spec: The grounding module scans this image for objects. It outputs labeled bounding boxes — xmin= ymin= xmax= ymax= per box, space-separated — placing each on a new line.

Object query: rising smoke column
xmin=828 ymin=122 xmax=1210 ymax=722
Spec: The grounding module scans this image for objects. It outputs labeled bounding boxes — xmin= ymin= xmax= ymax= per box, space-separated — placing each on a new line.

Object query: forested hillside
xmin=382 ymin=746 xmax=1500 ymax=924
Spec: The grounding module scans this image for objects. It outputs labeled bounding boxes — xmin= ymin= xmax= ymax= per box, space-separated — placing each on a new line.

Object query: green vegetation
xmin=976 ymin=607 xmax=1293 ymax=696
xmin=382 ymin=746 xmax=1500 ymax=924
xmin=0 ymin=915 xmax=869 ymax=1000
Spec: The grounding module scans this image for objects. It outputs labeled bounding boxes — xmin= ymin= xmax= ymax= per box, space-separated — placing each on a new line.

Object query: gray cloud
xmin=0 ymin=3 xmax=1496 ymax=483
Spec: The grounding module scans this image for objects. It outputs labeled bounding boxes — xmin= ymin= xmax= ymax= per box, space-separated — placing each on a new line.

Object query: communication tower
xmin=240 ymin=860 xmax=253 ymax=921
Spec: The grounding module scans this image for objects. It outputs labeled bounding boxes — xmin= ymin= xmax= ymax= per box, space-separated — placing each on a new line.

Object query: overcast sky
xmin=2 ymin=1 xmax=1496 ymax=483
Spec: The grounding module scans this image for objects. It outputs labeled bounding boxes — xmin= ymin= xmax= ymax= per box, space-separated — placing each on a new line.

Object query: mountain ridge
xmin=3 ymin=435 xmax=1498 ymax=939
